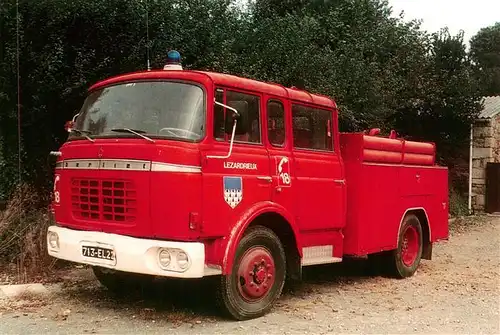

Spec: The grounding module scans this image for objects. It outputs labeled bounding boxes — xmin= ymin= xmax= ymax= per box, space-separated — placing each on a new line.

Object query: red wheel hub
xmin=237 ymin=246 xmax=275 ymax=301
xmin=401 ymin=225 xmax=419 ymax=266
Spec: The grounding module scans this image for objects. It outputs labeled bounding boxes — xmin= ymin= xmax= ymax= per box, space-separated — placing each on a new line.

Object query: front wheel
xmin=387 ymin=213 xmax=423 ymax=278
xmin=217 ymin=226 xmax=286 ymax=320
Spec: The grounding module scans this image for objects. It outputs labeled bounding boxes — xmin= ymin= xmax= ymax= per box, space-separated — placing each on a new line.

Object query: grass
xmin=449 ymin=185 xmax=469 ymax=217
xmin=0 ymin=184 xmax=61 ymax=284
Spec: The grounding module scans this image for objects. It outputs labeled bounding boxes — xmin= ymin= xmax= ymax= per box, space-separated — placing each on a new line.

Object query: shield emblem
xmin=223 ymin=176 xmax=243 ymax=209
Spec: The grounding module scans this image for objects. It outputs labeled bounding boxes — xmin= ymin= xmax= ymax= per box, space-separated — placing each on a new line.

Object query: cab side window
xmin=292 ymin=104 xmax=333 ymax=151
xmin=267 ymin=100 xmax=285 ymax=147
xmin=212 ymin=88 xmax=261 ymax=144
xmin=227 ymin=90 xmax=261 ymax=144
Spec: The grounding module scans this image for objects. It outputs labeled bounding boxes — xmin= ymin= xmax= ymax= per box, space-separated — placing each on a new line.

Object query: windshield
xmin=71 ymin=81 xmax=205 ymax=141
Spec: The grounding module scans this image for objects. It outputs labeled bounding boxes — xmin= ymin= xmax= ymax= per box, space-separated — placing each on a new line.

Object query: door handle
xmin=334 ymin=179 xmax=345 ymax=185
xmin=257 ymin=176 xmax=272 ymax=183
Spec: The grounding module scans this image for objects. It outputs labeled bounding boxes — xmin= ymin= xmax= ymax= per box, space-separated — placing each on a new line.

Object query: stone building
xmin=471 ymin=95 xmax=500 ymax=212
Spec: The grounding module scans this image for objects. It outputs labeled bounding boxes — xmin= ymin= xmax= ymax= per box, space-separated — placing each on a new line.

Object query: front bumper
xmin=47 ymin=225 xmax=221 ymax=278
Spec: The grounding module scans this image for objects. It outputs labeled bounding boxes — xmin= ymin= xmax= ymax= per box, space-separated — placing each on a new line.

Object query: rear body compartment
xmin=339 ymin=133 xmax=449 ymax=256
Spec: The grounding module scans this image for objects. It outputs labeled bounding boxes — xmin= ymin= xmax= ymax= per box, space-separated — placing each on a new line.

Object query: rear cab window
xmin=291 ymin=103 xmax=333 ymax=152
xmin=267 ymin=100 xmax=286 ymax=147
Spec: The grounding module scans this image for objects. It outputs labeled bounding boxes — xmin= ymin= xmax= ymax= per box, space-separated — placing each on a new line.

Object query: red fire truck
xmin=47 ymin=59 xmax=449 ymax=320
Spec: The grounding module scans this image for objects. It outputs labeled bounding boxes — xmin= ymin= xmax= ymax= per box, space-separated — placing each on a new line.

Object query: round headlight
xmin=48 ymin=232 xmax=59 ymax=249
xmin=176 ymin=251 xmax=189 ymax=270
xmin=158 ymin=249 xmax=171 ymax=268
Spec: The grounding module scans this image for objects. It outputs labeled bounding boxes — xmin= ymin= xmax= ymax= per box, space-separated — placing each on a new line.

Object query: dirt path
xmin=1 ymin=215 xmax=499 ymax=334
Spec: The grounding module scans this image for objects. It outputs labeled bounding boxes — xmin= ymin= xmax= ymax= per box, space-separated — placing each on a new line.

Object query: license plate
xmin=81 ymin=245 xmax=115 ymax=261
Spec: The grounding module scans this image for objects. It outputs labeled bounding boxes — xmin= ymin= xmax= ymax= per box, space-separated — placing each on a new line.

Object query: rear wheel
xmin=92 ymin=266 xmax=153 ymax=294
xmin=387 ymin=214 xmax=423 ymax=278
xmin=217 ymin=225 xmax=286 ymax=320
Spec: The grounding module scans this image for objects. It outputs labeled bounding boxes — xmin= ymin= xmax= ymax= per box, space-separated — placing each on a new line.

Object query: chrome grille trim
xmin=100 ymin=160 xmax=151 ymax=171
xmin=64 ymin=159 xmax=100 ymax=169
xmin=61 ymin=159 xmax=150 ymax=171
xmin=57 ymin=159 xmax=200 ymax=173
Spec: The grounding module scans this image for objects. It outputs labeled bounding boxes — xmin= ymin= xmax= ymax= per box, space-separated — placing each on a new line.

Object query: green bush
xmin=449 ymin=186 xmax=469 ymax=217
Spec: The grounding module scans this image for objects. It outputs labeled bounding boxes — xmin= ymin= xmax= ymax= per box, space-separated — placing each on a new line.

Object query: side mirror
xmin=64 ymin=121 xmax=74 ymax=132
xmin=225 ymin=100 xmax=249 ymax=135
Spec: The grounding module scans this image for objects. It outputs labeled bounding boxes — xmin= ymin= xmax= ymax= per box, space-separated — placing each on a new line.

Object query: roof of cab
xmin=88 ymin=69 xmax=337 ymax=109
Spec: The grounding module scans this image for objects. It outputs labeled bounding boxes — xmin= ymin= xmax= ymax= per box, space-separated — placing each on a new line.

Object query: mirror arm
xmin=214 ymin=99 xmax=239 ymax=117
xmin=207 ymin=98 xmax=240 ymax=160
xmin=207 ymin=119 xmax=237 ymax=160
xmin=72 ymin=112 xmax=80 ymax=123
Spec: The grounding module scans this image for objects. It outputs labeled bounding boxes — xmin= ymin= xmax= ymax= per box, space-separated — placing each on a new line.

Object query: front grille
xmin=71 ymin=178 xmax=137 ymax=223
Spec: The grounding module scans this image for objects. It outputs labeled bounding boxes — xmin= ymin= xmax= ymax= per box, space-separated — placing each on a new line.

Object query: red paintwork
xmin=53 ymin=69 xmax=449 ymax=276
xmin=339 ymin=133 xmax=448 ymax=256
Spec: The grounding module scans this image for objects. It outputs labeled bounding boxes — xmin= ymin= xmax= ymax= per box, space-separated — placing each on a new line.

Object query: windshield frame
xmin=68 ymin=79 xmax=207 ymax=144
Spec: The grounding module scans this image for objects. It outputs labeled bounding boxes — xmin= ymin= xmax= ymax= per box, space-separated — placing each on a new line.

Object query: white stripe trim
xmin=151 ymin=162 xmax=201 ymax=173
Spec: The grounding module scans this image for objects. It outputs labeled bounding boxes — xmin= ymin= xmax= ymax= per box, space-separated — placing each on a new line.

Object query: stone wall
xmin=494 ymin=115 xmax=500 ymax=162
xmin=471 ymin=115 xmax=500 ymax=211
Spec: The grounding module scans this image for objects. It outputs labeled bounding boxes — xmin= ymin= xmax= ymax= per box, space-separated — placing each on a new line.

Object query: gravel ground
xmin=0 ymin=215 xmax=499 ymax=334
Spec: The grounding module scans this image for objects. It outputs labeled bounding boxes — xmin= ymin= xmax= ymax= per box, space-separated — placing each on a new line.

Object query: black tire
xmin=92 ymin=266 xmax=153 ymax=294
xmin=217 ymin=225 xmax=286 ymax=320
xmin=386 ymin=214 xmax=423 ymax=278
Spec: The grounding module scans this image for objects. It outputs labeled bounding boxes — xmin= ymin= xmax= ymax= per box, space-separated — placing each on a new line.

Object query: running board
xmin=301 ymin=245 xmax=342 ymax=266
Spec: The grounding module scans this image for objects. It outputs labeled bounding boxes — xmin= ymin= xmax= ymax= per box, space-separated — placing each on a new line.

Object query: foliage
xmin=392 ymin=29 xmax=482 ymax=167
xmin=449 ymin=185 xmax=469 ymax=217
xmin=0 ymin=184 xmax=55 ymax=280
xmin=0 ymin=0 xmax=485 ymax=201
xmin=470 ymin=22 xmax=500 ymax=96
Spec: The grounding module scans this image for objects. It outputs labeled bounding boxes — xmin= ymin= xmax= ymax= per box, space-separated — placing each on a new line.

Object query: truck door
xmin=201 ymin=88 xmax=271 ymax=237
xmin=265 ymin=98 xmax=295 ymax=212
xmin=291 ymin=103 xmax=345 ymax=231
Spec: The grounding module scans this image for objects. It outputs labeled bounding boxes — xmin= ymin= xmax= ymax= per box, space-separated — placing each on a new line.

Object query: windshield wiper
xmin=70 ymin=129 xmax=95 ymax=143
xmin=111 ymin=128 xmax=155 ymax=143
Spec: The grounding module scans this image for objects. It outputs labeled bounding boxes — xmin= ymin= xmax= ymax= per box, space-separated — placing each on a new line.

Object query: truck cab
xmin=48 ymin=61 xmax=448 ymax=320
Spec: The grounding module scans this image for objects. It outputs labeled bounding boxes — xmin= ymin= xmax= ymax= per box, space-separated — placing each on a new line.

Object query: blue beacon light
xmin=164 ymin=50 xmax=183 ymax=70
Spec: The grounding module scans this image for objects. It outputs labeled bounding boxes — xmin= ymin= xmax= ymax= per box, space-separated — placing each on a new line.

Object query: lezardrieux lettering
xmin=224 ymin=162 xmax=258 ymax=170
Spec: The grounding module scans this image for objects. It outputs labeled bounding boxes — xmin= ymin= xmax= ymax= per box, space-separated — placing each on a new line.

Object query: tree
xmin=392 ymin=28 xmax=482 ymax=174
xmin=470 ymin=22 xmax=500 ymax=96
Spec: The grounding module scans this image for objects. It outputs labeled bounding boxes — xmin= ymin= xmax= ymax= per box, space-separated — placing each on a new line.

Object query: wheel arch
xmin=222 ymin=201 xmax=302 ymax=279
xmin=398 ymin=207 xmax=432 ymax=260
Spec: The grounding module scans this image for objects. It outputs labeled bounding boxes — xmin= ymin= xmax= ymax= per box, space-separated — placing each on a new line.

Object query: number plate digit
xmin=81 ymin=245 xmax=115 ymax=262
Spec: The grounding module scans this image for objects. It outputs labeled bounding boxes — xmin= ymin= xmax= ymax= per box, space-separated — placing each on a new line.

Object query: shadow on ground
xmin=58 ymin=257 xmax=384 ymax=322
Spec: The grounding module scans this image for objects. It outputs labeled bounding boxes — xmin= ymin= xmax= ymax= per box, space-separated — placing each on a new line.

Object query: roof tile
xmin=478 ymin=95 xmax=500 ymax=119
